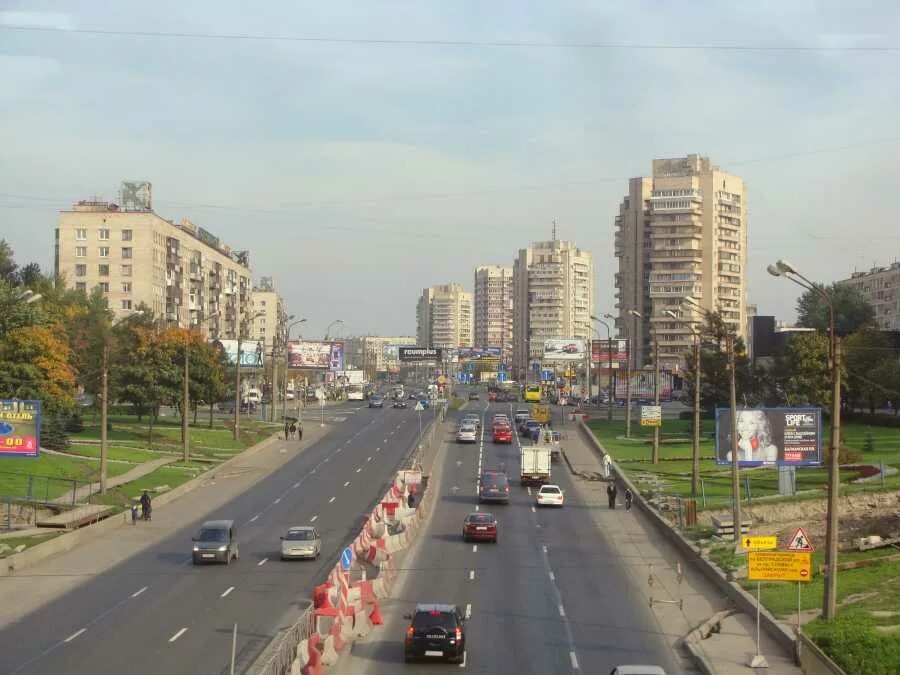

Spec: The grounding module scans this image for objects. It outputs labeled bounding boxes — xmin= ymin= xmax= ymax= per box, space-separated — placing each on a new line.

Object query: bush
xmin=806 ymin=613 xmax=900 ymax=675
xmin=64 ymin=412 xmax=84 ymax=433
xmin=843 ymin=412 xmax=900 ymax=428
xmin=42 ymin=414 xmax=70 ymax=451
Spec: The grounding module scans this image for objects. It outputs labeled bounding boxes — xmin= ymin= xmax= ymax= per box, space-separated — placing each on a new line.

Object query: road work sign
xmin=741 ymin=535 xmax=778 ymax=551
xmin=787 ymin=526 xmax=814 ymax=552
xmin=640 ymin=405 xmax=662 ymax=427
xmin=748 ymin=551 xmax=812 ymax=582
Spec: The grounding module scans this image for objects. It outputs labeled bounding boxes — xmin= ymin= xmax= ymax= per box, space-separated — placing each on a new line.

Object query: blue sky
xmin=2 ymin=1 xmax=899 ymax=338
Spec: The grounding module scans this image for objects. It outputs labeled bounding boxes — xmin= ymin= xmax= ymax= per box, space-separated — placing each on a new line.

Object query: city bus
xmin=346 ymin=384 xmax=365 ymax=401
xmin=523 ymin=384 xmax=542 ymax=402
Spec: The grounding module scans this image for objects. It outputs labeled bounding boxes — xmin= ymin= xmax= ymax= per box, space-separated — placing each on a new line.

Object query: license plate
xmin=425 ymin=650 xmax=443 ymax=657
xmin=202 ymin=554 xmax=214 ymax=558
xmin=476 ymin=526 xmax=487 ymax=531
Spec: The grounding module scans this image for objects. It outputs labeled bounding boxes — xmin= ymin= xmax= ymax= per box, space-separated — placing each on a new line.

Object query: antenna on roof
xmin=552 ymin=219 xmax=557 ymax=241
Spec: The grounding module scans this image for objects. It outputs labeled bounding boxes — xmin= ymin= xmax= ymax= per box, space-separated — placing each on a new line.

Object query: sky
xmin=2 ymin=1 xmax=899 ymax=339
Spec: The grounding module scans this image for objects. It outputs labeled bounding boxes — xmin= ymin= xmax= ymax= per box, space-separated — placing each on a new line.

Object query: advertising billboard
xmin=398 ymin=346 xmax=443 ymax=362
xmin=288 ymin=341 xmax=345 ymax=370
xmin=457 ymin=347 xmax=502 ymax=360
xmin=214 ymin=339 xmax=264 ymax=368
xmin=543 ymin=339 xmax=587 ymax=361
xmin=613 ymin=370 xmax=674 ymax=402
xmin=0 ymin=400 xmax=41 ymax=457
xmin=715 ymin=407 xmax=823 ymax=467
xmin=591 ymin=339 xmax=630 ymax=366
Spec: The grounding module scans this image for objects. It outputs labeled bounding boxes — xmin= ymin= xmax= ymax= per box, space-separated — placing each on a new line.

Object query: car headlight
xmin=193 ymin=545 xmax=199 ymax=551
xmin=217 ymin=545 xmax=227 ymax=552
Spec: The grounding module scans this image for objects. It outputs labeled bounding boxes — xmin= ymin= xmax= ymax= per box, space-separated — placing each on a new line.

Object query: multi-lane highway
xmin=342 ymin=399 xmax=684 ymax=674
xmin=0 ymin=401 xmax=430 ymax=675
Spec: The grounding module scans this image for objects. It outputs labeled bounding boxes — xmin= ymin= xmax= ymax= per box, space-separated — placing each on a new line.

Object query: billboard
xmin=214 ymin=339 xmax=264 ymax=368
xmin=0 ymin=400 xmax=42 ymax=457
xmin=591 ymin=339 xmax=630 ymax=366
xmin=457 ymin=347 xmax=502 ymax=360
xmin=288 ymin=341 xmax=344 ymax=370
xmin=543 ymin=339 xmax=587 ymax=361
xmin=398 ymin=346 xmax=443 ymax=362
xmin=715 ymin=407 xmax=823 ymax=467
xmin=613 ymin=370 xmax=674 ymax=402
xmin=335 ymin=370 xmax=365 ymax=385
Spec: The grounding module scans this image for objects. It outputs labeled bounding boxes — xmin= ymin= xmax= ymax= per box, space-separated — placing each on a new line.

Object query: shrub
xmin=42 ymin=414 xmax=70 ymax=451
xmin=64 ymin=412 xmax=84 ymax=433
xmin=806 ymin=613 xmax=900 ymax=675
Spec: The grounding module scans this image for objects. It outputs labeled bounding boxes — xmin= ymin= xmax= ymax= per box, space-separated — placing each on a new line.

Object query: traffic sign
xmin=414 ymin=402 xmax=424 ymax=411
xmin=741 ymin=535 xmax=778 ymax=551
xmin=640 ymin=405 xmax=662 ymax=427
xmin=787 ymin=526 xmax=814 ymax=552
xmin=748 ymin=551 xmax=812 ymax=582
xmin=340 ymin=546 xmax=353 ymax=571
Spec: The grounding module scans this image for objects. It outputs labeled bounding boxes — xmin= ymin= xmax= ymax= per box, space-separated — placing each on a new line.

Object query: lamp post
xmin=233 ymin=310 xmax=266 ymax=441
xmin=183 ymin=311 xmax=219 ymax=463
xmin=683 ymin=296 xmax=742 ymax=542
xmin=624 ymin=310 xmax=638 ymax=438
xmin=285 ymin=318 xmax=307 ymax=422
xmin=100 ymin=309 xmax=143 ymax=494
xmin=768 ymin=259 xmax=842 ymax=620
xmin=324 ymin=319 xmax=343 ymax=399
xmin=591 ymin=315 xmax=614 ymax=422
xmin=665 ymin=310 xmax=702 ymax=497
xmin=629 ymin=310 xmax=659 ymax=464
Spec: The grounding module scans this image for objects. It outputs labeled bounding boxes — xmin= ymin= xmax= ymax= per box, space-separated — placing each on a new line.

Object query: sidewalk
xmin=57 ymin=456 xmax=177 ymax=505
xmin=560 ymin=419 xmax=802 ymax=674
xmin=0 ymin=423 xmax=330 ymax=632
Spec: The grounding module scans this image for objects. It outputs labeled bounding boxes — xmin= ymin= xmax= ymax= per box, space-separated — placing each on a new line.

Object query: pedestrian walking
xmin=140 ymin=490 xmax=152 ymax=521
xmin=284 ymin=421 xmax=290 ymax=440
xmin=297 ymin=422 xmax=303 ymax=441
xmin=290 ymin=422 xmax=297 ymax=439
xmin=624 ymin=487 xmax=633 ymax=512
xmin=606 ymin=482 xmax=618 ymax=510
xmin=130 ymin=502 xmax=139 ymax=525
xmin=602 ymin=453 xmax=612 ymax=478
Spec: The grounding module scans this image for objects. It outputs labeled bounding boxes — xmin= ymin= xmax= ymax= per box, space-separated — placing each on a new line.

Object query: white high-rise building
xmin=474 ymin=266 xmax=513 ymax=363
xmin=512 ymin=240 xmax=593 ymax=380
xmin=416 ymin=284 xmax=474 ymax=349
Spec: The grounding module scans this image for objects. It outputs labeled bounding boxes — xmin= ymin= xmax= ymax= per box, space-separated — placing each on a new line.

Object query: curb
xmin=679 ymin=609 xmax=737 ymax=675
xmin=576 ymin=422 xmax=799 ymax=662
xmin=2 ymin=431 xmax=283 ymax=577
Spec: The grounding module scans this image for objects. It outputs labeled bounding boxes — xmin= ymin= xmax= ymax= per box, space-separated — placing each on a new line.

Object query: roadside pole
xmin=320 ymin=395 xmax=325 ymax=427
xmin=229 ymin=623 xmax=238 ymax=675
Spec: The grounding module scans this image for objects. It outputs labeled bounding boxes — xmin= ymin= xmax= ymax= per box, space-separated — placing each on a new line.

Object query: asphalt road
xmin=0 ymin=401 xmax=434 ymax=675
xmin=342 ymin=399 xmax=681 ymax=674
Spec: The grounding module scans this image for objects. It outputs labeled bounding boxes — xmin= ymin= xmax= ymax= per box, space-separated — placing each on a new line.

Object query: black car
xmin=468 ymin=392 xmax=480 ymax=401
xmin=392 ymin=400 xmax=408 ymax=409
xmin=404 ymin=603 xmax=466 ymax=663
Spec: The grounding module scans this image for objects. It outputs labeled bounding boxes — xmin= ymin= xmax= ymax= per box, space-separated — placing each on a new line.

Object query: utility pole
xmin=233 ymin=328 xmax=242 ymax=441
xmin=692 ymin=333 xmax=701 ymax=497
xmin=728 ymin=332 xmax=742 ymax=544
xmin=823 ymin=333 xmax=841 ymax=618
xmin=100 ymin=342 xmax=110 ymax=494
xmin=183 ymin=332 xmax=190 ymax=462
xmin=652 ymin=337 xmax=660 ymax=464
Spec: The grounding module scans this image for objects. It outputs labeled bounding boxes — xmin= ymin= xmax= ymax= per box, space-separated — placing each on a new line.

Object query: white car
xmin=280 ymin=526 xmax=321 ymax=560
xmin=609 ymin=667 xmax=667 ymax=675
xmin=456 ymin=424 xmax=478 ymax=443
xmin=462 ymin=414 xmax=481 ymax=429
xmin=536 ymin=484 xmax=564 ymax=507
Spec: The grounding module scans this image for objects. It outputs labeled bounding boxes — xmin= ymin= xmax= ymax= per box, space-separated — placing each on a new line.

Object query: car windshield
xmin=466 ymin=513 xmax=495 ymax=524
xmin=540 ymin=486 xmax=561 ymax=494
xmin=285 ymin=529 xmax=315 ymax=541
xmin=482 ymin=473 xmax=507 ymax=487
xmin=197 ymin=528 xmax=227 ymax=542
xmin=412 ymin=610 xmax=457 ymax=630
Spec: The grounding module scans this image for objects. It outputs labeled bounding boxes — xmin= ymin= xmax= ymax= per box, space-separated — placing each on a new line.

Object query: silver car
xmin=456 ymin=423 xmax=478 ymax=443
xmin=280 ymin=526 xmax=321 ymax=560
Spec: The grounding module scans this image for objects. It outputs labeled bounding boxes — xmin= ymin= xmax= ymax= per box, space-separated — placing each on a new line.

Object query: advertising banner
xmin=0 ymin=400 xmax=41 ymax=457
xmin=214 ymin=339 xmax=264 ymax=368
xmin=457 ymin=347 xmax=502 ymax=360
xmin=591 ymin=339 xmax=630 ymax=366
xmin=543 ymin=339 xmax=587 ymax=361
xmin=335 ymin=369 xmax=364 ymax=385
xmin=398 ymin=346 xmax=443 ymax=362
xmin=715 ymin=407 xmax=823 ymax=466
xmin=288 ymin=341 xmax=344 ymax=370
xmin=613 ymin=371 xmax=674 ymax=402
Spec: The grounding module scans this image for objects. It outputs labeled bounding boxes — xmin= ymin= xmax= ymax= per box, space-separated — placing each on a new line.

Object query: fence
xmin=0 ymin=471 xmax=86 ymax=507
xmin=251 ymin=605 xmax=314 ymax=675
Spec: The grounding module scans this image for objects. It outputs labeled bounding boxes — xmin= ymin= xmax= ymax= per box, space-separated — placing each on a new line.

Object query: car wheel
xmin=404 ymin=650 xmax=414 ymax=663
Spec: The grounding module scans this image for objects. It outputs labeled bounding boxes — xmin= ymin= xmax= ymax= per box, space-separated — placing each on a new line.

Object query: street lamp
xmin=590 ymin=315 xmax=614 ymax=422
xmin=183 ymin=311 xmax=220 ymax=462
xmin=768 ymin=259 xmax=842 ymax=620
xmin=665 ymin=309 xmax=702 ymax=497
xmin=629 ymin=309 xmax=660 ymax=464
xmin=285 ymin=318 xmax=307 ymax=422
xmin=324 ymin=319 xmax=343 ymax=341
xmin=15 ymin=289 xmax=43 ymax=304
xmin=99 ymin=309 xmax=144 ymax=494
xmin=683 ymin=296 xmax=743 ymax=543
xmin=233 ymin=310 xmax=266 ymax=441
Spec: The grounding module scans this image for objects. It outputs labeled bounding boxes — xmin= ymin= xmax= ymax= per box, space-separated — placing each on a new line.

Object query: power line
xmin=2 ymin=24 xmax=899 ymax=52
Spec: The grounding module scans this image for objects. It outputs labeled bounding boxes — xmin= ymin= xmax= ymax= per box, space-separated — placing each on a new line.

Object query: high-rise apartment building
xmin=614 ymin=155 xmax=747 ymax=370
xmin=55 ymin=191 xmax=252 ymax=339
xmin=249 ymin=277 xmax=288 ymax=353
xmin=474 ymin=266 xmax=514 ymax=363
xmin=416 ymin=284 xmax=474 ymax=349
xmin=840 ymin=262 xmax=900 ymax=330
xmin=512 ymin=240 xmax=593 ymax=380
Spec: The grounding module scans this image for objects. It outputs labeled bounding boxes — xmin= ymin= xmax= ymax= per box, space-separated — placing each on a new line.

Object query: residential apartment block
xmin=250 ymin=277 xmax=288 ymax=353
xmin=512 ymin=240 xmax=593 ymax=380
xmin=416 ymin=284 xmax=474 ymax=350
xmin=55 ymin=191 xmax=252 ymax=339
xmin=840 ymin=262 xmax=900 ymax=330
xmin=474 ymin=266 xmax=514 ymax=363
xmin=614 ymin=155 xmax=747 ymax=371
xmin=344 ymin=335 xmax=417 ymax=375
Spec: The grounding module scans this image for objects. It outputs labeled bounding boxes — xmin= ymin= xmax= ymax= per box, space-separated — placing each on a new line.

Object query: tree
xmin=796 ymin=283 xmax=875 ymax=336
xmin=774 ymin=332 xmax=832 ymax=409
xmin=16 ymin=262 xmax=43 ymax=288
xmin=0 ymin=239 xmax=17 ymax=284
xmin=682 ymin=312 xmax=755 ymax=411
xmin=0 ymin=280 xmax=44 ymax=338
xmin=67 ymin=287 xmax=113 ymax=403
xmin=0 ymin=325 xmax=77 ymax=414
xmin=843 ymin=328 xmax=900 ymax=413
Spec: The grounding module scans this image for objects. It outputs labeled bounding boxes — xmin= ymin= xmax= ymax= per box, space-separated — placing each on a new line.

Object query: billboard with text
xmin=613 ymin=371 xmax=674 ymax=402
xmin=288 ymin=341 xmax=344 ymax=370
xmin=457 ymin=347 xmax=502 ymax=360
xmin=715 ymin=407 xmax=822 ymax=467
xmin=0 ymin=400 xmax=41 ymax=457
xmin=591 ymin=339 xmax=630 ymax=366
xmin=215 ymin=339 xmax=265 ymax=368
xmin=398 ymin=347 xmax=443 ymax=362
xmin=543 ymin=339 xmax=587 ymax=361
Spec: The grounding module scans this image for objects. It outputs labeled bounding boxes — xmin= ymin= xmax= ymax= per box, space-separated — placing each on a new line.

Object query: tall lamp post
xmin=233 ymin=310 xmax=266 ymax=441
xmin=665 ymin=310 xmax=702 ymax=497
xmin=183 ymin=311 xmax=220 ymax=462
xmin=285 ymin=317 xmax=307 ymax=421
xmin=629 ymin=310 xmax=660 ymax=464
xmin=324 ymin=319 xmax=343 ymax=398
xmin=768 ymin=259 xmax=842 ymax=620
xmin=590 ymin=315 xmax=614 ymax=422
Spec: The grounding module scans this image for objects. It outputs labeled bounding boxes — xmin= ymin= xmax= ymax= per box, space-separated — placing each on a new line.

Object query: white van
xmin=243 ymin=388 xmax=261 ymax=405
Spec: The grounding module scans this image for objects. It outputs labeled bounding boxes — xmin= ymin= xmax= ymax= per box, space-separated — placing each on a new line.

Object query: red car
xmin=462 ymin=512 xmax=498 ymax=542
xmin=488 ymin=391 xmax=497 ymax=402
xmin=492 ymin=424 xmax=512 ymax=444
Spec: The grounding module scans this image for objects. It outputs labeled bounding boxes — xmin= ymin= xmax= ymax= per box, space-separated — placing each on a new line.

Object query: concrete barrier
xmin=798 ymin=632 xmax=846 ymax=675
xmin=319 ymin=635 xmax=340 ymax=667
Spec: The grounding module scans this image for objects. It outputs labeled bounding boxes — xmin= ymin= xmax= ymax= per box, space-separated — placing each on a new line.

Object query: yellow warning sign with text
xmin=748 ymin=551 xmax=812 ymax=582
xmin=741 ymin=535 xmax=778 ymax=551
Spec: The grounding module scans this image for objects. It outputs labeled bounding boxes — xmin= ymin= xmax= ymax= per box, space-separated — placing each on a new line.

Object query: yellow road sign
xmin=748 ymin=551 xmax=812 ymax=582
xmin=741 ymin=535 xmax=778 ymax=551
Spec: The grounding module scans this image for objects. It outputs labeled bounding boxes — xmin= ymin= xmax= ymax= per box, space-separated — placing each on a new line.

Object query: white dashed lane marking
xmin=221 ymin=586 xmax=234 ymax=598
xmin=258 ymin=558 xmax=268 ymax=567
xmin=344 ymin=481 xmax=351 ymax=487
xmin=64 ymin=628 xmax=86 ymax=643
xmin=310 ymin=515 xmax=318 ymax=522
xmin=329 ymin=497 xmax=336 ymax=503
xmin=131 ymin=586 xmax=148 ymax=598
xmin=168 ymin=628 xmax=188 ymax=643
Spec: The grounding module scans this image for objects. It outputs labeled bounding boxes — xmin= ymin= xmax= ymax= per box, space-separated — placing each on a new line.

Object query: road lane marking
xmin=310 ymin=515 xmax=318 ymax=522
xmin=474 ymin=505 xmax=479 ymax=511
xmin=273 ymin=498 xmax=281 ymax=504
xmin=258 ymin=558 xmax=268 ymax=566
xmin=527 ymin=487 xmax=532 ymax=495
xmin=345 ymin=440 xmax=352 ymax=444
xmin=221 ymin=586 xmax=234 ymax=598
xmin=542 ymin=545 xmax=548 ymax=554
xmin=459 ymin=650 xmax=467 ymax=668
xmin=570 ymin=651 xmax=579 ymax=670
xmin=64 ymin=628 xmax=86 ymax=643
xmin=131 ymin=586 xmax=148 ymax=598
xmin=531 ymin=506 xmax=536 ymax=513
xmin=469 ymin=570 xmax=475 ymax=580
xmin=329 ymin=496 xmax=336 ymax=503
xmin=464 ymin=603 xmax=472 ymax=619
xmin=356 ymin=467 xmax=362 ymax=473
xmin=472 ymin=545 xmax=477 ymax=552
xmin=168 ymin=628 xmax=188 ymax=643
xmin=249 ymin=514 xmax=260 ymax=522
xmin=376 ymin=447 xmax=381 ymax=452
xmin=367 ymin=456 xmax=372 ymax=462
xmin=549 ymin=571 xmax=556 ymax=581
xmin=344 ymin=481 xmax=351 ymax=487
xmin=293 ymin=481 xmax=301 ymax=488
xmin=558 ymin=604 xmax=566 ymax=617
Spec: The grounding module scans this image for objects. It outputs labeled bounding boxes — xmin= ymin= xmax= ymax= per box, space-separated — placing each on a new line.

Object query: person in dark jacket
xmin=140 ymin=490 xmax=152 ymax=521
xmin=624 ymin=487 xmax=634 ymax=511
xmin=606 ymin=482 xmax=618 ymax=509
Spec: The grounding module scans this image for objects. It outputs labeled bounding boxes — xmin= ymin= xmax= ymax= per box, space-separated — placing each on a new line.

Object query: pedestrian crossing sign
xmin=787 ymin=526 xmax=814 ymax=552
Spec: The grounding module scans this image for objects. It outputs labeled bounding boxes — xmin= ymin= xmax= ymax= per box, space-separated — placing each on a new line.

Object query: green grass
xmin=65 ymin=444 xmax=172 ymax=464
xmin=93 ymin=462 xmax=207 ymax=508
xmin=0 ymin=454 xmax=133 ymax=501
xmin=0 ymin=532 xmax=64 ymax=558
xmin=804 ymin=612 xmax=900 ymax=675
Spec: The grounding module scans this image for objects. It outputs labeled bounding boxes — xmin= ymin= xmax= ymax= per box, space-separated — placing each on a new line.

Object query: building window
xmin=76 ymin=228 xmax=87 ymax=240
xmin=99 ymin=246 xmax=110 ymax=258
xmin=99 ymin=228 xmax=110 ymax=240
xmin=121 ymin=299 xmax=132 ymax=310
xmin=122 ymin=282 xmax=132 ymax=293
xmin=75 ymin=264 xmax=87 ymax=277
xmin=122 ymin=247 xmax=132 ymax=259
xmin=75 ymin=246 xmax=87 ymax=257
xmin=98 ymin=264 xmax=109 ymax=276
xmin=122 ymin=229 xmax=133 ymax=241
xmin=121 ymin=264 xmax=133 ymax=277
xmin=75 ymin=282 xmax=87 ymax=293
xmin=99 ymin=282 xmax=110 ymax=293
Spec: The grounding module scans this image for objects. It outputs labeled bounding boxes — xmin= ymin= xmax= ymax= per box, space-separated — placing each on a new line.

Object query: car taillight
xmin=455 ymin=626 xmax=463 ymax=640
xmin=406 ymin=626 xmax=415 ymax=642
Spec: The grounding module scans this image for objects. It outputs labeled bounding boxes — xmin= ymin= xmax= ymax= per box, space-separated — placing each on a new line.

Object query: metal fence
xmin=249 ymin=604 xmax=314 ymax=675
xmin=0 ymin=471 xmax=85 ymax=506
